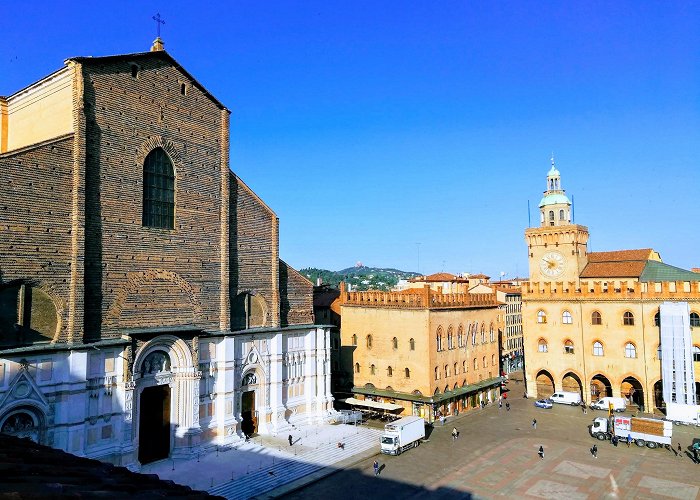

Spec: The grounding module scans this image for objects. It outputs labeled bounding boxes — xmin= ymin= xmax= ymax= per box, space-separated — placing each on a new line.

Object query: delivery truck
xmin=590 ymin=415 xmax=672 ymax=449
xmin=664 ymin=402 xmax=700 ymax=426
xmin=380 ymin=416 xmax=425 ymax=455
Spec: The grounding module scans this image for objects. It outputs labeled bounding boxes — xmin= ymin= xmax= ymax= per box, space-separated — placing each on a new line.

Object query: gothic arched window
xmin=142 ymin=148 xmax=175 ymax=229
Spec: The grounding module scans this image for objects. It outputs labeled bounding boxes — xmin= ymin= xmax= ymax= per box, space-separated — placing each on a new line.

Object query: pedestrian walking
xmin=591 ymin=444 xmax=598 ymax=458
xmin=626 ymin=434 xmax=632 ymax=448
xmin=506 ymin=401 xmax=510 ymax=411
xmin=678 ymin=443 xmax=683 ymax=458
xmin=452 ymin=427 xmax=458 ymax=441
xmin=499 ymin=400 xmax=502 ymax=410
xmin=288 ymin=434 xmax=293 ymax=446
xmin=532 ymin=418 xmax=537 ymax=429
xmin=373 ymin=460 xmax=379 ymax=476
xmin=440 ymin=414 xmax=445 ymax=426
xmin=538 ymin=445 xmax=544 ymax=459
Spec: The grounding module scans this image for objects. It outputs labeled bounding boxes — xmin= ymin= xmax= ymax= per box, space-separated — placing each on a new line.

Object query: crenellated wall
xmin=339 ymin=283 xmax=498 ymax=309
xmin=523 ymin=280 xmax=700 ymax=301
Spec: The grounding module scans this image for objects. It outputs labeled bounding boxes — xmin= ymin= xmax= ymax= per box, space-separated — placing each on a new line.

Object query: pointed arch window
xmin=409 ymin=338 xmax=415 ymax=351
xmin=625 ymin=342 xmax=637 ymax=358
xmin=564 ymin=340 xmax=574 ymax=354
xmin=142 ymin=148 xmax=175 ymax=229
xmin=480 ymin=324 xmax=485 ymax=344
xmin=387 ymin=366 xmax=393 ymax=377
xmin=351 ymin=334 xmax=357 ymax=346
xmin=405 ymin=368 xmax=410 ymax=378
xmin=538 ymin=338 xmax=548 ymax=353
xmin=593 ymin=341 xmax=604 ymax=356
xmin=370 ymin=364 xmax=376 ymax=375
xmin=434 ymin=366 xmax=439 ymax=380
xmin=690 ymin=312 xmax=699 ymax=328
xmin=591 ymin=311 xmax=602 ymax=325
xmin=447 ymin=328 xmax=454 ymax=349
xmin=537 ymin=310 xmax=547 ymax=324
xmin=392 ymin=337 xmax=398 ymax=350
xmin=562 ymin=311 xmax=572 ymax=324
xmin=654 ymin=311 xmax=660 ymax=327
xmin=366 ymin=335 xmax=373 ymax=349
xmin=693 ymin=345 xmax=700 ymax=362
xmin=354 ymin=363 xmax=360 ymax=374
xmin=623 ymin=311 xmax=635 ymax=326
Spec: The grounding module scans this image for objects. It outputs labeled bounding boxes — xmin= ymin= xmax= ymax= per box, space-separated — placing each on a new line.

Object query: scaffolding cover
xmin=660 ymin=301 xmax=696 ymax=405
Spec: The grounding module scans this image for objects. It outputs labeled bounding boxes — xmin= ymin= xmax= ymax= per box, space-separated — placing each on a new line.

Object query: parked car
xmin=534 ymin=399 xmax=553 ymax=409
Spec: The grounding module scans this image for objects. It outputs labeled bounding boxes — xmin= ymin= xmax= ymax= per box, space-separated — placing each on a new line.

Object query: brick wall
xmin=81 ymin=57 xmax=226 ymax=338
xmin=279 ymin=260 xmax=313 ymax=326
xmin=229 ymin=174 xmax=278 ymax=329
xmin=0 ymin=136 xmax=76 ymax=342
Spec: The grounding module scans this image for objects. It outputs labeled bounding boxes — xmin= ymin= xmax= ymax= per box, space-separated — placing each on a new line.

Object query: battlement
xmin=523 ymin=279 xmax=700 ymax=301
xmin=339 ymin=283 xmax=499 ymax=309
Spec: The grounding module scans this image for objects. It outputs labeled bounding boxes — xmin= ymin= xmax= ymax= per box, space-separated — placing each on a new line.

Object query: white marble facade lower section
xmin=0 ymin=325 xmax=334 ymax=468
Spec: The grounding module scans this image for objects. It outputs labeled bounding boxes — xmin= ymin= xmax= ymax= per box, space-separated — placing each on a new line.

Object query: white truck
xmin=590 ymin=415 xmax=672 ymax=449
xmin=380 ymin=416 xmax=425 ymax=455
xmin=665 ymin=402 xmax=700 ymax=426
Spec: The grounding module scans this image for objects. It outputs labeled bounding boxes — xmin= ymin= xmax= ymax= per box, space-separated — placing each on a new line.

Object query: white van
xmin=590 ymin=397 xmax=626 ymax=413
xmin=550 ymin=391 xmax=582 ymax=406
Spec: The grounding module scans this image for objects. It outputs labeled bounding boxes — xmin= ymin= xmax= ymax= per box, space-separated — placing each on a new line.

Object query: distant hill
xmin=301 ymin=266 xmax=421 ymax=291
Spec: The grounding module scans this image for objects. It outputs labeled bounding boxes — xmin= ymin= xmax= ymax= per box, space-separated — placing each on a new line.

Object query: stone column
xmin=171 ymin=368 xmax=202 ymax=459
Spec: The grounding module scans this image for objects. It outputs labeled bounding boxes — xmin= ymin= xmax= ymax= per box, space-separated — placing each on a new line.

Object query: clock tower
xmin=525 ymin=158 xmax=589 ymax=284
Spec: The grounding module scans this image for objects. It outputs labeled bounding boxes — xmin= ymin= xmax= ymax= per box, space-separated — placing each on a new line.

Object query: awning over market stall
xmin=341 ymin=397 xmax=404 ymax=411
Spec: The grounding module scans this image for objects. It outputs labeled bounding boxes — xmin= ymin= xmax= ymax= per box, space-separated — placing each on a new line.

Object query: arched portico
xmin=621 ymin=376 xmax=644 ymax=411
xmin=590 ymin=374 xmax=613 ymax=401
xmin=562 ymin=371 xmax=583 ymax=397
xmin=535 ymin=369 xmax=555 ymax=398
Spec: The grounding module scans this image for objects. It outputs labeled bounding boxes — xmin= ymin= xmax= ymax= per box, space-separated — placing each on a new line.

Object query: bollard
xmin=171 ymin=460 xmax=175 ymax=471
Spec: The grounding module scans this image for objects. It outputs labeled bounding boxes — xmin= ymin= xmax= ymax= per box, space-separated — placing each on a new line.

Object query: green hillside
xmin=301 ymin=266 xmax=421 ymax=291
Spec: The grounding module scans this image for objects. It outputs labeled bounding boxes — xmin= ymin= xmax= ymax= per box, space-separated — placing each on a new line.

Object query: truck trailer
xmin=665 ymin=402 xmax=700 ymax=426
xmin=380 ymin=416 xmax=425 ymax=455
xmin=590 ymin=415 xmax=672 ymax=449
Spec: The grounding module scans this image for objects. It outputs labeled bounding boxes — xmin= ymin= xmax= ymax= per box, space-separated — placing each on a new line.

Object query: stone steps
xmin=209 ymin=427 xmax=382 ymax=500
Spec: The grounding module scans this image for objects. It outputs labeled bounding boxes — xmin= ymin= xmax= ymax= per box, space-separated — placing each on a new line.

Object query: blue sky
xmin=2 ymin=1 xmax=698 ymax=277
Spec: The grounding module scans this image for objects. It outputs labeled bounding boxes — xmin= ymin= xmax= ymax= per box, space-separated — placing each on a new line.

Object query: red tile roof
xmin=587 ymin=249 xmax=655 ymax=262
xmin=580 ymin=248 xmax=656 ymax=278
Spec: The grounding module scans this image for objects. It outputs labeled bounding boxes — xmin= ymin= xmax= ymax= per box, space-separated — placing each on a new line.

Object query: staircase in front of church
xmin=208 ymin=426 xmax=383 ymax=500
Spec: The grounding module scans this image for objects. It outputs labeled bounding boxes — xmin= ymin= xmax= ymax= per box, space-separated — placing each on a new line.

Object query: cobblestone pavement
xmin=285 ymin=384 xmax=700 ymax=499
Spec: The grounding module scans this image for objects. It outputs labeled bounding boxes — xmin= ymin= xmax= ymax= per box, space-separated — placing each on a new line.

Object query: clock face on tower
xmin=540 ymin=250 xmax=565 ymax=278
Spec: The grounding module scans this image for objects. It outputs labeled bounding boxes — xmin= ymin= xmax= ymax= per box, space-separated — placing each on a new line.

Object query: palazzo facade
xmin=0 ymin=39 xmax=333 ymax=467
xmin=338 ymin=282 xmax=503 ymax=422
xmin=522 ymin=162 xmax=700 ymax=411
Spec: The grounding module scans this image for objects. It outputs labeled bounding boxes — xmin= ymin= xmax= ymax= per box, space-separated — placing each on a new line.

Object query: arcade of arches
xmin=534 ymin=369 xmax=658 ymax=410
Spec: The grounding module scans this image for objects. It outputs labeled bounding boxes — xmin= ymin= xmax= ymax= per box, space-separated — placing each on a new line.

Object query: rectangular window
xmin=104 ymin=353 xmax=115 ymax=374
xmin=101 ymin=425 xmax=112 ymax=440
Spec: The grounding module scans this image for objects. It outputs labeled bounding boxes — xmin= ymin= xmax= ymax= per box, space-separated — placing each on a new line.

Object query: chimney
xmin=151 ymin=37 xmax=164 ymax=52
xmin=316 ymin=277 xmax=322 ymax=286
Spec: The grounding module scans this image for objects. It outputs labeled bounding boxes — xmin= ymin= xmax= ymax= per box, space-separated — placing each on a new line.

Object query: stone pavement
xmin=140 ymin=422 xmax=382 ymax=499
xmin=285 ymin=385 xmax=700 ymax=499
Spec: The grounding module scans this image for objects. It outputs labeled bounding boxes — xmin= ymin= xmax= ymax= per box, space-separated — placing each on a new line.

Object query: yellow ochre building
xmin=522 ymin=161 xmax=700 ymax=412
xmin=338 ymin=281 xmax=503 ymax=422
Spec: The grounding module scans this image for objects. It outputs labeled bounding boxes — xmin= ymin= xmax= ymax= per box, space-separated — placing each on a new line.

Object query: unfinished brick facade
xmin=0 ymin=44 xmax=333 ymax=466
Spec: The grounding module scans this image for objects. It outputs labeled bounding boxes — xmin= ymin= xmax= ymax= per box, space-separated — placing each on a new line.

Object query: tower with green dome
xmin=525 ymin=158 xmax=589 ymax=284
xmin=539 ymin=157 xmax=572 ymax=227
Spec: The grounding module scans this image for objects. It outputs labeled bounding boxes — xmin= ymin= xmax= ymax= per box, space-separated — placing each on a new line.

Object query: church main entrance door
xmin=138 ymin=385 xmax=171 ymax=464
xmin=241 ymin=390 xmax=257 ymax=437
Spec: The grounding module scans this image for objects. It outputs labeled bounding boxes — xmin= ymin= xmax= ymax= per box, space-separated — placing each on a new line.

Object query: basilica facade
xmin=0 ymin=39 xmax=333 ymax=466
